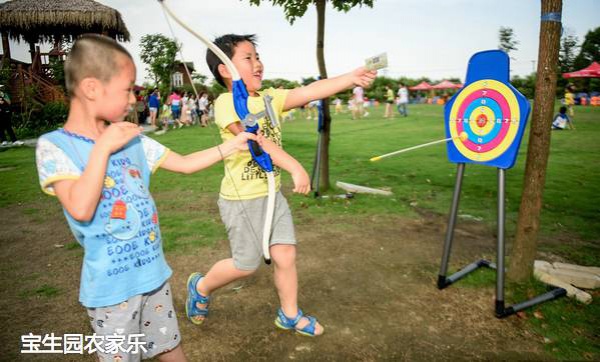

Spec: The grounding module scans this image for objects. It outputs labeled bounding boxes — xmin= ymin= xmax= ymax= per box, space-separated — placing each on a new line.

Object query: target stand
xmin=436 ymin=50 xmax=566 ymax=318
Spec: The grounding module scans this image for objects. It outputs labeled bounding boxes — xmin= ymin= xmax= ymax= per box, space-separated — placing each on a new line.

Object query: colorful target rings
xmin=448 ymin=79 xmax=521 ymax=162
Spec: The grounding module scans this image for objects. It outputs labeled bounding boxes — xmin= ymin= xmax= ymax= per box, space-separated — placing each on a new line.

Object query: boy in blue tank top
xmin=35 ymin=34 xmax=255 ymax=362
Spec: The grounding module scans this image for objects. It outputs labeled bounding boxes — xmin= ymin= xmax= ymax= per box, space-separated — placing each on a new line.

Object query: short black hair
xmin=559 ymin=106 xmax=567 ymax=114
xmin=65 ymin=34 xmax=133 ymax=96
xmin=206 ymin=34 xmax=257 ymax=87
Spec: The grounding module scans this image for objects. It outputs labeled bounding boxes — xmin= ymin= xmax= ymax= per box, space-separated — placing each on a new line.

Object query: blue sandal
xmin=274 ymin=308 xmax=321 ymax=337
xmin=185 ymin=272 xmax=210 ymax=325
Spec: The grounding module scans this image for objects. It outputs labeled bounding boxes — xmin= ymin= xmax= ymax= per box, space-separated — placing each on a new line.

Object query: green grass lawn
xmin=0 ymin=103 xmax=598 ymax=359
xmin=3 ymin=104 xmax=599 ymax=245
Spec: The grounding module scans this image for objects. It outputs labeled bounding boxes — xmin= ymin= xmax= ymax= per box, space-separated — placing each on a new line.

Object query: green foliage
xmin=557 ymin=32 xmax=580 ymax=96
xmin=139 ymin=34 xmax=179 ymax=89
xmin=573 ymin=27 xmax=600 ymax=70
xmin=559 ymin=33 xmax=579 ymax=74
xmin=191 ymin=73 xmax=208 ymax=84
xmin=511 ymin=73 xmax=536 ymax=100
xmin=48 ymin=58 xmax=66 ymax=92
xmin=208 ymin=79 xmax=228 ymax=97
xmin=498 ymin=26 xmax=519 ymax=55
xmin=12 ymin=101 xmax=69 ymax=139
xmin=247 ymin=0 xmax=374 ymax=24
xmin=262 ymin=78 xmax=301 ymax=89
xmin=571 ymin=27 xmax=600 ymax=93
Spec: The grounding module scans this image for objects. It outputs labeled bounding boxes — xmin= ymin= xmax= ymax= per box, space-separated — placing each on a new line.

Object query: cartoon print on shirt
xmin=104 ymin=199 xmax=141 ymax=240
xmin=123 ymin=164 xmax=149 ymax=198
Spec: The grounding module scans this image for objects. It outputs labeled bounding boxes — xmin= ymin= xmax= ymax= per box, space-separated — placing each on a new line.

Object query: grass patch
xmin=64 ymin=241 xmax=81 ymax=250
xmin=20 ymin=284 xmax=61 ymax=298
xmin=509 ymin=279 xmax=600 ymax=361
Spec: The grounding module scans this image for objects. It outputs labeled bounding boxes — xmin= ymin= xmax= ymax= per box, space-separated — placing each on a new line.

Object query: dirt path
xmin=0 ymin=203 xmax=549 ymax=361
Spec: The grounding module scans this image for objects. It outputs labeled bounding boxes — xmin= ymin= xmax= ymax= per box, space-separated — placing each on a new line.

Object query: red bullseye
xmin=476 ymin=114 xmax=488 ymax=128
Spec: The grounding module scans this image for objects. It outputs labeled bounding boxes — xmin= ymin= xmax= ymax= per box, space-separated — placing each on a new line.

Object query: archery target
xmin=448 ymin=79 xmax=521 ymax=163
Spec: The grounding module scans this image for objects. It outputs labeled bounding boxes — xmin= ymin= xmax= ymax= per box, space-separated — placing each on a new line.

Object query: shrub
xmin=13 ymin=101 xmax=69 ymax=139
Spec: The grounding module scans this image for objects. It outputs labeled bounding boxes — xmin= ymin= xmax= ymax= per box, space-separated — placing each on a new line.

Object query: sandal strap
xmin=276 ymin=308 xmax=304 ymax=328
xmin=188 ymin=273 xmax=210 ymax=303
xmin=187 ymin=273 xmax=210 ymax=317
xmin=297 ymin=316 xmax=317 ymax=335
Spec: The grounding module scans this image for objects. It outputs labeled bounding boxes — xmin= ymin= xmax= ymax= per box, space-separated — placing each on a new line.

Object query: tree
xmin=191 ymin=73 xmax=208 ymax=85
xmin=508 ymin=0 xmax=562 ymax=282
xmin=139 ymin=34 xmax=178 ymax=90
xmin=558 ymin=33 xmax=579 ymax=73
xmin=248 ymin=0 xmax=374 ymax=192
xmin=510 ymin=73 xmax=536 ymax=100
xmin=572 ymin=27 xmax=600 ymax=92
xmin=498 ymin=27 xmax=519 ymax=57
xmin=573 ymin=27 xmax=600 ymax=70
xmin=262 ymin=78 xmax=301 ymax=89
xmin=556 ymin=31 xmax=578 ymax=95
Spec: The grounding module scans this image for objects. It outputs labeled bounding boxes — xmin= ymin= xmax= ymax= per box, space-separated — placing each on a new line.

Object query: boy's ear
xmin=217 ymin=64 xmax=231 ymax=81
xmin=78 ymin=77 xmax=102 ymax=101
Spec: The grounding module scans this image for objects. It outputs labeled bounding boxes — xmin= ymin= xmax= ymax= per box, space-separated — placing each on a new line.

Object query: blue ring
xmin=462 ymin=97 xmax=504 ymax=144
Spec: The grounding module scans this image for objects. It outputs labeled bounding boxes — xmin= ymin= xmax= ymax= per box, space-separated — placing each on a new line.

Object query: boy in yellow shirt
xmin=186 ymin=34 xmax=376 ymax=336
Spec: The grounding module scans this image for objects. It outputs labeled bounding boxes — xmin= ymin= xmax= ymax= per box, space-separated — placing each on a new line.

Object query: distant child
xmin=184 ymin=33 xmax=376 ymax=337
xmin=384 ymin=85 xmax=394 ymax=118
xmin=565 ymin=85 xmax=575 ymax=118
xmin=148 ymin=88 xmax=161 ymax=128
xmin=156 ymin=103 xmax=172 ymax=135
xmin=35 ymin=34 xmax=256 ymax=361
xmin=552 ymin=106 xmax=575 ymax=130
xmin=198 ymin=92 xmax=209 ymax=127
xmin=167 ymin=90 xmax=183 ymax=127
xmin=333 ymin=97 xmax=343 ymax=114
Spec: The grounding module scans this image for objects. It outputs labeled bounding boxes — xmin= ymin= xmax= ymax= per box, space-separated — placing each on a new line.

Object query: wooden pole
xmin=1 ymin=32 xmax=11 ymax=67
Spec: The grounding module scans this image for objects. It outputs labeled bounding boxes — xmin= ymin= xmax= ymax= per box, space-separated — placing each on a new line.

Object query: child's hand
xmin=97 ymin=122 xmax=142 ymax=153
xmin=231 ymin=132 xmax=257 ymax=151
xmin=291 ymin=167 xmax=311 ymax=194
xmin=351 ymin=66 xmax=377 ymax=88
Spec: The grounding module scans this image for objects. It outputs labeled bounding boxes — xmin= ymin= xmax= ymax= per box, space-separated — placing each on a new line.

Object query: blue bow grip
xmin=232 ymin=80 xmax=274 ymax=172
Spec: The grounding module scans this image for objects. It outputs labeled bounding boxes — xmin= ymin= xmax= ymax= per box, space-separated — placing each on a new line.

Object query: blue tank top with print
xmin=42 ymin=129 xmax=172 ymax=308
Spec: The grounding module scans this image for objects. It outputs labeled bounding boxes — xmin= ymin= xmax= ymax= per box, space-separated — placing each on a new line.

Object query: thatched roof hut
xmin=0 ymin=0 xmax=130 ymax=43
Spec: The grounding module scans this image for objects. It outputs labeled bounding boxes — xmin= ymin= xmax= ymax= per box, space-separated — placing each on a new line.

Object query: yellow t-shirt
xmin=215 ymin=87 xmax=289 ymax=200
xmin=565 ymin=92 xmax=575 ymax=106
xmin=386 ymin=88 xmax=394 ymax=102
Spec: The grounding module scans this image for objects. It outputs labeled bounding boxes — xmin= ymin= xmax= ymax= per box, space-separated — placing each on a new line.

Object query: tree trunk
xmin=508 ymin=0 xmax=563 ymax=282
xmin=315 ymin=0 xmax=331 ymax=192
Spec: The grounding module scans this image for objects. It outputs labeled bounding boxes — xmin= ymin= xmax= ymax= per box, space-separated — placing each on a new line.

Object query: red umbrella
xmin=409 ymin=81 xmax=433 ymax=91
xmin=562 ymin=62 xmax=600 ymax=79
xmin=432 ymin=80 xmax=463 ymax=89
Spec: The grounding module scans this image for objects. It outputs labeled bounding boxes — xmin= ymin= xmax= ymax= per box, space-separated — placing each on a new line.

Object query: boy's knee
xmin=270 ymin=244 xmax=297 ymax=268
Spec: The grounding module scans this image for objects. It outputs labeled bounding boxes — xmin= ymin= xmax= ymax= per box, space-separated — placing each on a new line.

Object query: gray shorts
xmin=86 ymin=282 xmax=181 ymax=361
xmin=218 ymin=191 xmax=297 ymax=270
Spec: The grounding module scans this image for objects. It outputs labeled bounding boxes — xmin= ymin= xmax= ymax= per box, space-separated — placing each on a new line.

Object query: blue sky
xmin=6 ymin=0 xmax=600 ymax=84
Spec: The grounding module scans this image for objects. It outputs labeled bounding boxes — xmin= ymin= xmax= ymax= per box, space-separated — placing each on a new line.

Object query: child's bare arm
xmin=159 ymin=132 xmax=257 ymax=174
xmin=284 ymin=67 xmax=377 ymax=111
xmin=53 ymin=123 xmax=141 ymax=222
xmin=224 ymin=123 xmax=310 ymax=194
xmin=256 ymin=135 xmax=310 ymax=194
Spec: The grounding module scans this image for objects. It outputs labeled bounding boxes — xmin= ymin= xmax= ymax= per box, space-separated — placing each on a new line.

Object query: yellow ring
xmin=449 ymin=79 xmax=520 ymax=162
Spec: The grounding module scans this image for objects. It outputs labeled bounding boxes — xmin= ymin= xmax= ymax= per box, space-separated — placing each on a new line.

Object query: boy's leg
xmin=197 ymin=258 xmax=254 ymax=296
xmin=271 ymin=244 xmax=323 ymax=335
xmin=156 ymin=345 xmax=186 ymax=362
